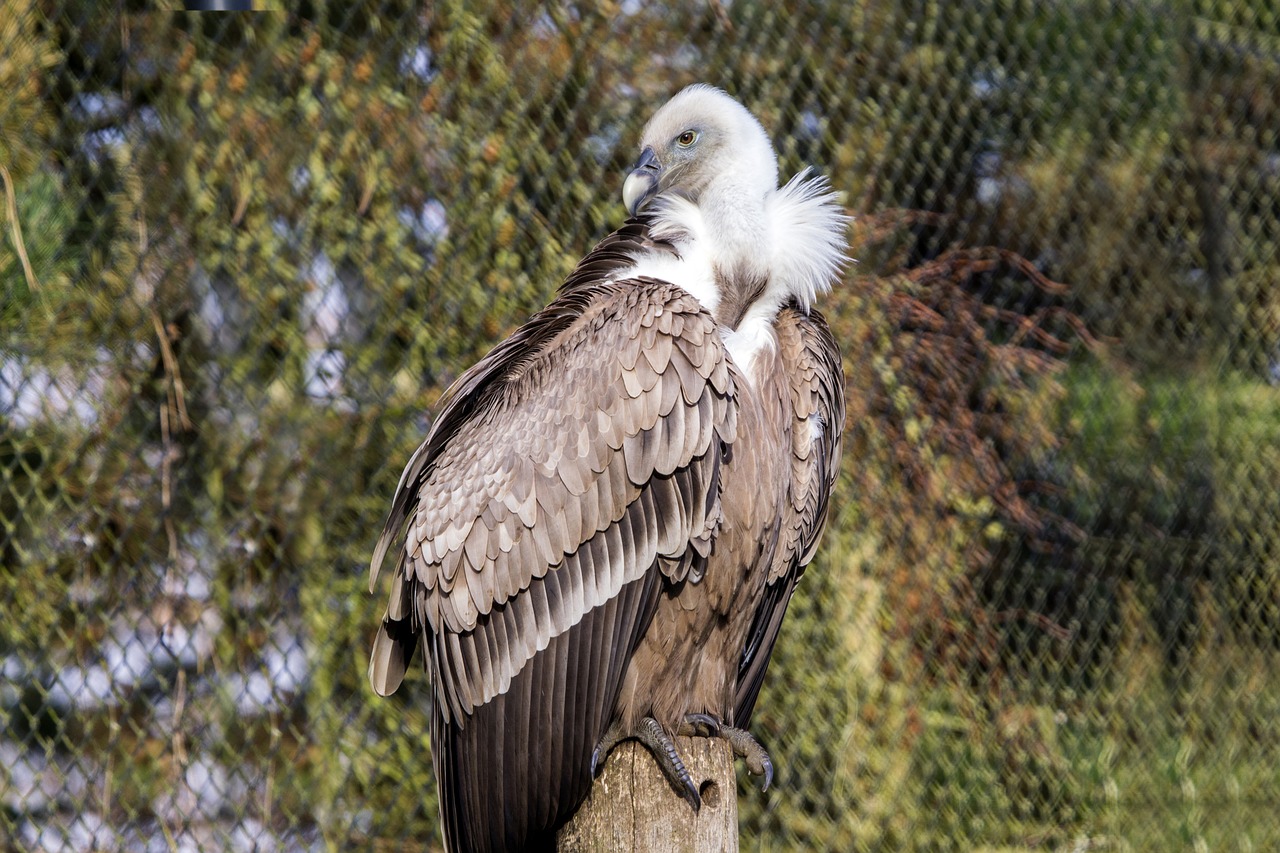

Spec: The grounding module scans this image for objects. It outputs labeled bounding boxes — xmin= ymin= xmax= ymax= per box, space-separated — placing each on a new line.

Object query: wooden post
xmin=556 ymin=736 xmax=738 ymax=853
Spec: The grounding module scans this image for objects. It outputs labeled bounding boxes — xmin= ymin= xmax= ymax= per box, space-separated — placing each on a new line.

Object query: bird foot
xmin=721 ymin=724 xmax=774 ymax=791
xmin=591 ymin=716 xmax=702 ymax=811
xmin=588 ymin=713 xmax=774 ymax=812
xmin=676 ymin=713 xmax=774 ymax=792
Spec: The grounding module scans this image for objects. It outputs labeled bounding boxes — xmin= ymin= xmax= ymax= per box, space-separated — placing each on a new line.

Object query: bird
xmin=368 ymin=83 xmax=847 ymax=853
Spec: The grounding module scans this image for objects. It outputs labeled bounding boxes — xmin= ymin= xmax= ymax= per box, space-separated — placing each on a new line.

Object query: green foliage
xmin=0 ymin=0 xmax=60 ymax=179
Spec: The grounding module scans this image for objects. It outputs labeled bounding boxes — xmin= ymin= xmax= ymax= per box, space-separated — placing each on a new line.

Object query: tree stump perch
xmin=556 ymin=736 xmax=738 ymax=852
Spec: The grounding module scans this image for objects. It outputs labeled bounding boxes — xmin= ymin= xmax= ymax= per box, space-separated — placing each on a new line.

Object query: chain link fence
xmin=2 ymin=2 xmax=1278 ymax=850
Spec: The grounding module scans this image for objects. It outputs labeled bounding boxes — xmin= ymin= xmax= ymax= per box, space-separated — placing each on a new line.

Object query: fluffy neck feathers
xmin=767 ymin=169 xmax=849 ymax=313
xmin=631 ymin=168 xmax=848 ymax=328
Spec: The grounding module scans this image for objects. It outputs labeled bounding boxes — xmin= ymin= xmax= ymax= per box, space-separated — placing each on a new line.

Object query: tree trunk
xmin=556 ymin=736 xmax=738 ymax=853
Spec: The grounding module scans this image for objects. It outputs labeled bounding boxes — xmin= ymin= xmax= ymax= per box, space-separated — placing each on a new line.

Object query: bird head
xmin=622 ymin=84 xmax=780 ymax=218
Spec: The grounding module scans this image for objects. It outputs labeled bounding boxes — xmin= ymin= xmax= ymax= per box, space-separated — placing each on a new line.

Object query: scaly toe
xmin=592 ymin=716 xmax=702 ymax=810
xmin=720 ymin=724 xmax=774 ymax=791
xmin=639 ymin=716 xmax=701 ymax=811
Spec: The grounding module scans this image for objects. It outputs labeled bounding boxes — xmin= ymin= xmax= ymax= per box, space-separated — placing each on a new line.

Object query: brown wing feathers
xmin=734 ymin=303 xmax=845 ymax=726
xmin=368 ymin=221 xmax=737 ymax=851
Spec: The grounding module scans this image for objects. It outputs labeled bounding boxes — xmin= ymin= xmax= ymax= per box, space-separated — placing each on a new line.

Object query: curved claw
xmin=679 ymin=712 xmax=722 ymax=738
xmin=591 ymin=719 xmax=624 ymax=778
xmin=757 ymin=752 xmax=775 ymax=792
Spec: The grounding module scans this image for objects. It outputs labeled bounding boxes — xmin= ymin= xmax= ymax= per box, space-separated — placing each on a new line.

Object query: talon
xmin=678 ymin=712 xmax=721 ymax=738
xmin=590 ymin=720 xmax=625 ymax=777
xmin=758 ymin=752 xmax=774 ymax=792
xmin=719 ymin=724 xmax=774 ymax=791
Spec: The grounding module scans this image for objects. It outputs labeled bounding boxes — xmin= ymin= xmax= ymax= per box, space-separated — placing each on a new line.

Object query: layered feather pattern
xmin=368 ymin=221 xmax=741 ymax=852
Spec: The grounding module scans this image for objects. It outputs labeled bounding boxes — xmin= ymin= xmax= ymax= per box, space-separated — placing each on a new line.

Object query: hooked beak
xmin=622 ymin=146 xmax=662 ymax=217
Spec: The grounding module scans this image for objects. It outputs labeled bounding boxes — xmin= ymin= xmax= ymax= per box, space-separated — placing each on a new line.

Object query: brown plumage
xmin=369 ymin=85 xmax=846 ymax=852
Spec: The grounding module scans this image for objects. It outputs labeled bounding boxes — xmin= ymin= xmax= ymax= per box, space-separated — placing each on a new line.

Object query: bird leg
xmin=591 ymin=716 xmax=702 ymax=811
xmin=676 ymin=713 xmax=775 ymax=792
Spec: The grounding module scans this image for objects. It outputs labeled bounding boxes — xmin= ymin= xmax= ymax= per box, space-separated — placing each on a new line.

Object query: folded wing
xmin=369 ymin=253 xmax=739 ymax=851
xmin=734 ymin=303 xmax=844 ymax=725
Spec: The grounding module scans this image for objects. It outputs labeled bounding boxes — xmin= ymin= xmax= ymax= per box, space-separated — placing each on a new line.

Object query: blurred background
xmin=2 ymin=2 xmax=1278 ymax=850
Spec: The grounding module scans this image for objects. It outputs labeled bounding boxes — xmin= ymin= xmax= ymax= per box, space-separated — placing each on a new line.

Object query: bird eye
xmin=677 ymin=130 xmax=698 ymax=147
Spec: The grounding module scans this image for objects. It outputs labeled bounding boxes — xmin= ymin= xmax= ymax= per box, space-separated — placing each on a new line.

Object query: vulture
xmin=369 ymin=84 xmax=847 ymax=852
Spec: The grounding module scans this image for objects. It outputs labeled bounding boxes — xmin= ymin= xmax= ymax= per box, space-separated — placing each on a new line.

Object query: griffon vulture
xmin=369 ymin=84 xmax=847 ymax=852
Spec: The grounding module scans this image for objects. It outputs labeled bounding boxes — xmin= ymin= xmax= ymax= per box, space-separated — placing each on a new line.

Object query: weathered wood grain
xmin=557 ymin=737 xmax=738 ymax=853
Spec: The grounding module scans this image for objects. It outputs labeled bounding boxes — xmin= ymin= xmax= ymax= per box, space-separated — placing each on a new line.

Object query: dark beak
xmin=622 ymin=146 xmax=662 ymax=217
